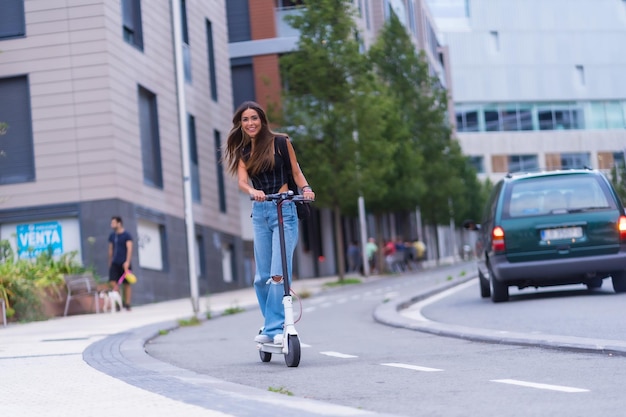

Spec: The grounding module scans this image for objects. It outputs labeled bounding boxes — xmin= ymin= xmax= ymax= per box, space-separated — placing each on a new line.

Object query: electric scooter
xmin=254 ymin=191 xmax=312 ymax=367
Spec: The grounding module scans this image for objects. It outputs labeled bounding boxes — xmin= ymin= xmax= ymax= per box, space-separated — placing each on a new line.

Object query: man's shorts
xmin=109 ymin=263 xmax=132 ymax=283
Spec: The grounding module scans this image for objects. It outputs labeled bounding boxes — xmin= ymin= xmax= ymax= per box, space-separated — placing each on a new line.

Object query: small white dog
xmin=100 ymin=290 xmax=123 ymax=313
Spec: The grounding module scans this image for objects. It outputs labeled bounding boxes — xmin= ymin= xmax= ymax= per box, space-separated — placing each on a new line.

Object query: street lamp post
xmin=171 ymin=0 xmax=199 ymax=314
xmin=353 ymin=129 xmax=370 ymax=276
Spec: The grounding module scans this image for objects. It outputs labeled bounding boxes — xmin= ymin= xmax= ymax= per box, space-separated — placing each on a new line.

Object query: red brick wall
xmin=249 ymin=0 xmax=276 ymax=40
xmin=253 ymin=54 xmax=282 ymax=116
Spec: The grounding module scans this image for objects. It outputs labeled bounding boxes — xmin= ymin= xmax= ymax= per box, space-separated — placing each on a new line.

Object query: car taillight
xmin=619 ymin=216 xmax=626 ymax=241
xmin=492 ymin=226 xmax=505 ymax=252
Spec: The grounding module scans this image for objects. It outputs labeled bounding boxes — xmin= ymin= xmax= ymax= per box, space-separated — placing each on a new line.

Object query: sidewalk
xmin=0 ymin=274 xmax=393 ymax=417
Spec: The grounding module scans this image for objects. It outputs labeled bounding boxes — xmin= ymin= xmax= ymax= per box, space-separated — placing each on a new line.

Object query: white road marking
xmin=381 ymin=363 xmax=443 ymax=372
xmin=337 ymin=298 xmax=348 ymax=304
xmin=401 ymin=279 xmax=476 ymax=321
xmin=300 ymin=343 xmax=312 ymax=348
xmin=302 ymin=307 xmax=316 ymax=313
xmin=319 ymin=302 xmax=333 ymax=308
xmin=492 ymin=379 xmax=589 ymax=393
xmin=320 ymin=351 xmax=358 ymax=359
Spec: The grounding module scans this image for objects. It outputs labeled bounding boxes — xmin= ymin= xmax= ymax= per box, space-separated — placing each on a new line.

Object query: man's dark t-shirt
xmin=109 ymin=231 xmax=132 ymax=265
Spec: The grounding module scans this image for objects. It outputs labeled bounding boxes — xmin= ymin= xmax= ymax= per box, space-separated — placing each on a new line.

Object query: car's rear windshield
xmin=503 ymin=174 xmax=616 ymax=218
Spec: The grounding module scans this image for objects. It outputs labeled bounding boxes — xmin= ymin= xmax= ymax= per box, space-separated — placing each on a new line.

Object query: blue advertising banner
xmin=16 ymin=222 xmax=64 ymax=259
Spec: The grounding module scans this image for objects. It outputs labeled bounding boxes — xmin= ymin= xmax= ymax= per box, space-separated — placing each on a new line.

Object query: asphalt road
xmin=421 ymin=279 xmax=626 ymax=341
xmin=146 ymin=265 xmax=626 ymax=417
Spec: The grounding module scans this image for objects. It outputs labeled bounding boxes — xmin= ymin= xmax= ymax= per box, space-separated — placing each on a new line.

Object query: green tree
xmin=279 ymin=0 xmax=391 ymax=278
xmin=610 ymin=162 xmax=626 ymax=205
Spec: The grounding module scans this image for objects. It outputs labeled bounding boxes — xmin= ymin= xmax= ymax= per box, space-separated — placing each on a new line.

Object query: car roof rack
xmin=505 ymin=166 xmax=595 ymax=179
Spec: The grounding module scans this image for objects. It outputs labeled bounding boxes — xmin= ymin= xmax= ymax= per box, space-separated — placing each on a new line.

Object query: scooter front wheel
xmin=260 ymin=350 xmax=272 ymax=362
xmin=284 ymin=335 xmax=301 ymax=367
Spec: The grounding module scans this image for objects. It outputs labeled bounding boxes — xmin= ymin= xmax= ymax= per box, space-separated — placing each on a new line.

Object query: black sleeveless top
xmin=241 ymin=138 xmax=289 ymax=194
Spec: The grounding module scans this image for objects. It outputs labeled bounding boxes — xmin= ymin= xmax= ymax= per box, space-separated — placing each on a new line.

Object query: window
xmin=222 ymin=242 xmax=236 ymax=283
xmin=0 ymin=0 xmax=25 ymax=39
xmin=468 ymin=156 xmax=484 ymax=174
xmin=206 ymin=20 xmax=218 ymax=101
xmin=122 ymin=0 xmax=143 ymax=50
xmin=501 ymin=106 xmax=518 ymax=131
xmin=518 ymin=105 xmax=533 ymax=131
xmin=0 ymin=75 xmax=35 ymax=185
xmin=560 ymin=153 xmax=590 ymax=170
xmin=138 ymin=85 xmax=163 ymax=188
xmin=491 ymin=155 xmax=507 ymax=173
xmin=137 ymin=219 xmax=166 ymax=270
xmin=227 ymin=0 xmax=251 ymax=43
xmin=455 ymin=108 xmax=479 ymax=132
xmin=188 ymin=114 xmax=200 ymax=202
xmin=508 ymin=155 xmax=538 ymax=173
xmin=214 ymin=130 xmax=227 ymax=213
xmin=230 ymin=58 xmax=255 ymax=111
xmin=195 ymin=235 xmax=205 ymax=277
xmin=484 ymin=108 xmax=500 ymax=131
xmin=181 ymin=0 xmax=191 ymax=82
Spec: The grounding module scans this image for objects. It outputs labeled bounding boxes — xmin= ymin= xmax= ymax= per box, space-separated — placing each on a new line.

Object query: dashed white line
xmin=492 ymin=379 xmax=589 ymax=393
xmin=320 ymin=351 xmax=358 ymax=359
xmin=381 ymin=363 xmax=443 ymax=372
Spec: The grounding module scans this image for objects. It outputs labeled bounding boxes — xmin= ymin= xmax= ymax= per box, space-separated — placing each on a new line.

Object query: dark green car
xmin=465 ymin=169 xmax=626 ymax=302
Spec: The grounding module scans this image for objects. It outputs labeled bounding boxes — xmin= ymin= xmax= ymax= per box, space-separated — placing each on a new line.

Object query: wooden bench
xmin=63 ymin=273 xmax=102 ymax=316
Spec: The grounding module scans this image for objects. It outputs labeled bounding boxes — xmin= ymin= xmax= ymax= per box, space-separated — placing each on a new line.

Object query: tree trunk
xmin=374 ymin=214 xmax=387 ymax=274
xmin=333 ymin=204 xmax=346 ymax=282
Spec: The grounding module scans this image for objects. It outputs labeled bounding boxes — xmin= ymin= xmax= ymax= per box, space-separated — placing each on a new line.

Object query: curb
xmin=373 ymin=275 xmax=626 ymax=357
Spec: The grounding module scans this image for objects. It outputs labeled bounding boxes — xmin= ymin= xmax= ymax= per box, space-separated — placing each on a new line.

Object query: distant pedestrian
xmin=347 ymin=240 xmax=361 ymax=274
xmin=383 ymin=239 xmax=397 ymax=273
xmin=108 ymin=216 xmax=133 ymax=311
xmin=365 ymin=237 xmax=378 ymax=274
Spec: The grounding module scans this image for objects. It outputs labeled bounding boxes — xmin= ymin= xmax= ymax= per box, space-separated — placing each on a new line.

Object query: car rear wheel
xmin=479 ymin=269 xmax=490 ymax=298
xmin=611 ymin=270 xmax=626 ymax=293
xmin=585 ymin=277 xmax=603 ymax=290
xmin=489 ymin=266 xmax=509 ymax=302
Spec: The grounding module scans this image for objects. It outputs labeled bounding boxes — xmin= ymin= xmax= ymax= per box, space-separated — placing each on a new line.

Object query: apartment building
xmin=427 ymin=0 xmax=626 ymax=182
xmin=0 ymin=0 xmax=246 ymax=304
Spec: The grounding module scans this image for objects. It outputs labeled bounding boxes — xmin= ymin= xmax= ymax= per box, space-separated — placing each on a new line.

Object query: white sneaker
xmin=254 ymin=334 xmax=272 ymax=343
xmin=273 ymin=334 xmax=283 ymax=345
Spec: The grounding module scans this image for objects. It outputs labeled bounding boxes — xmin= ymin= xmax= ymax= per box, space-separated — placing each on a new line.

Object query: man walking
xmin=108 ymin=216 xmax=133 ymax=311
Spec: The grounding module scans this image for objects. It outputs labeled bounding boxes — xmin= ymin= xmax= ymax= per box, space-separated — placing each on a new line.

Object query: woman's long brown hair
xmin=224 ymin=101 xmax=277 ymax=177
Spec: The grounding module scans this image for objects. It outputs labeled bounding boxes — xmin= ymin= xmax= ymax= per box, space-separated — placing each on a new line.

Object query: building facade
xmin=0 ymin=0 xmax=248 ymax=304
xmin=428 ymin=0 xmax=626 ymax=182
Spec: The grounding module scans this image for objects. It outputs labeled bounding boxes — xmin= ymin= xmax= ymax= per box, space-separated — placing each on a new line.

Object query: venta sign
xmin=16 ymin=221 xmax=64 ymax=259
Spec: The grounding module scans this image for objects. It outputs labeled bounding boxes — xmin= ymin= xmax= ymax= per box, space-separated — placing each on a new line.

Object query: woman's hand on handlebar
xmin=249 ymin=189 xmax=266 ymax=202
xmin=303 ymin=189 xmax=315 ymax=201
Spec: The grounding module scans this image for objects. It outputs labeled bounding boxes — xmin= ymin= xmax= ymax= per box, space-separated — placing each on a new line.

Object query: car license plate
xmin=541 ymin=227 xmax=583 ymax=241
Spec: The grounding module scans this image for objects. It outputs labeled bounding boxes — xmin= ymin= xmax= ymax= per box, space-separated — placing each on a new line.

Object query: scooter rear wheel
xmin=259 ymin=350 xmax=272 ymax=362
xmin=284 ymin=335 xmax=301 ymax=367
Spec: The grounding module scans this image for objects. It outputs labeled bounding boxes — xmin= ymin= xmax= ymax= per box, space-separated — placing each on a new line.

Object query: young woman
xmin=224 ymin=101 xmax=315 ymax=344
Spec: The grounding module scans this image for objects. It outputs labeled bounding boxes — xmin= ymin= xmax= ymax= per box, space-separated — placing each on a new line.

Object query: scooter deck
xmin=257 ymin=342 xmax=285 ymax=354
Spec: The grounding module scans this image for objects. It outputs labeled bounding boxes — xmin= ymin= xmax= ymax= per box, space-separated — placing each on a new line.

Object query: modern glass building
xmin=427 ymin=0 xmax=626 ymax=181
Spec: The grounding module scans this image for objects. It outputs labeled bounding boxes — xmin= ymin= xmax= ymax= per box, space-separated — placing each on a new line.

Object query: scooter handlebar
xmin=250 ymin=191 xmax=314 ymax=202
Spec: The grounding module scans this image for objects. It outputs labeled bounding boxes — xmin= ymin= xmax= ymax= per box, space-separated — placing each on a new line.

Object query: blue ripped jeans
xmin=252 ymin=200 xmax=299 ymax=339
